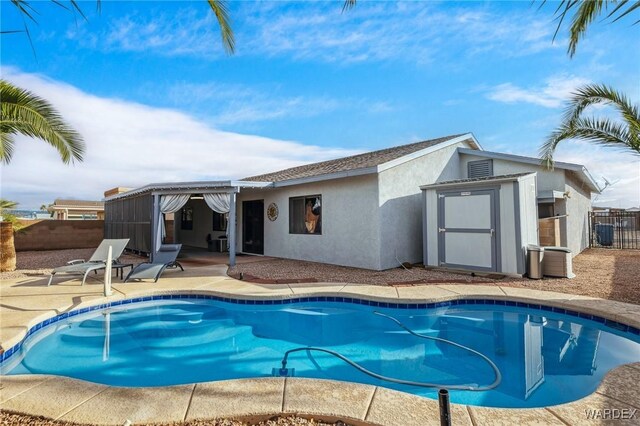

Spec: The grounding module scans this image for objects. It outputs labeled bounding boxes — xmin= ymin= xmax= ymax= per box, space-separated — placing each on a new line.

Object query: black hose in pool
xmin=277 ymin=311 xmax=502 ymax=392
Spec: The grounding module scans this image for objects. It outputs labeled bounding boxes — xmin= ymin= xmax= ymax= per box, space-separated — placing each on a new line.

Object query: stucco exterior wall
xmin=377 ymin=141 xmax=474 ymax=270
xmin=459 ymin=152 xmax=594 ymax=255
xmin=564 ymin=171 xmax=593 ymax=255
xmin=236 ymin=174 xmax=381 ymax=270
xmin=459 ymin=154 xmax=566 ymax=192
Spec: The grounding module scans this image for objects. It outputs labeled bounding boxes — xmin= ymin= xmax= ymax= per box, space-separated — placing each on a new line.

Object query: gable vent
xmin=468 ymin=159 xmax=493 ymax=179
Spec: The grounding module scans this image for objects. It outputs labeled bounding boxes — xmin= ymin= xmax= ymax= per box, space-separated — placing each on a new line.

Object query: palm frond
xmin=0 ymin=199 xmax=19 ymax=210
xmin=0 ymin=80 xmax=85 ymax=165
xmin=543 ymin=0 xmax=640 ymax=57
xmin=611 ymin=0 xmax=640 ymax=22
xmin=206 ymin=0 xmax=235 ymax=54
xmin=563 ymin=84 xmax=640 ymax=129
xmin=541 ymin=82 xmax=640 ymax=168
xmin=0 ymin=131 xmax=16 ymax=164
xmin=567 ymin=0 xmax=605 ymax=57
xmin=343 ymin=0 xmax=357 ymax=13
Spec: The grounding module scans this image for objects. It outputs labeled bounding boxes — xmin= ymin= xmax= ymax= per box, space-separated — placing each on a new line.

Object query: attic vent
xmin=468 ymin=159 xmax=493 ymax=179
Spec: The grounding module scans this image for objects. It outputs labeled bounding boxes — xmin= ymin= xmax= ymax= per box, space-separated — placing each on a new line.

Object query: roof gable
xmin=243 ymin=133 xmax=476 ymax=184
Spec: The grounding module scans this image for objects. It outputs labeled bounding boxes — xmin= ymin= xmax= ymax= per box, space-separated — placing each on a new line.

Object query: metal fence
xmin=589 ymin=211 xmax=640 ymax=249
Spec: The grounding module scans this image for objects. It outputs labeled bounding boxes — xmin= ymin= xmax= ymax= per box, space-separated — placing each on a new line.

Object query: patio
xmin=1 ymin=249 xmax=639 ymax=425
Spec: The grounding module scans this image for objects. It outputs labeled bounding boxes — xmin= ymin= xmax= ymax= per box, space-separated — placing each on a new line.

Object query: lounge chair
xmin=124 ymin=244 xmax=184 ymax=283
xmin=48 ymin=239 xmax=130 ymax=286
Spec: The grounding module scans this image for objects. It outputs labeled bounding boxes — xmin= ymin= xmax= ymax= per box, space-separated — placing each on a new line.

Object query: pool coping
xmin=2 ymin=278 xmax=640 ymax=425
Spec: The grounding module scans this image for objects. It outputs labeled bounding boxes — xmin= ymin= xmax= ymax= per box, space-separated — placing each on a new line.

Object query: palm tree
xmin=541 ymin=2 xmax=639 ymax=167
xmin=541 ymin=84 xmax=640 ymax=168
xmin=1 ymin=79 xmax=85 ymax=164
xmin=0 ymin=199 xmax=20 ymax=272
xmin=547 ymin=0 xmax=640 ymax=57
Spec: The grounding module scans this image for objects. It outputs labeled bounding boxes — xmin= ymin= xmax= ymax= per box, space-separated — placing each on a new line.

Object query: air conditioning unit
xmin=542 ymin=247 xmax=575 ymax=278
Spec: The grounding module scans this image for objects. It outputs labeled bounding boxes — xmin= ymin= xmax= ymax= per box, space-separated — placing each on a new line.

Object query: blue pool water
xmin=4 ymin=298 xmax=640 ymax=408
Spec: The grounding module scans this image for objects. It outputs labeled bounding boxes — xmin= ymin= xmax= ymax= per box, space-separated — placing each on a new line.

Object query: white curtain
xmin=203 ymin=193 xmax=230 ymax=214
xmin=156 ymin=194 xmax=190 ymax=250
xmin=204 ymin=193 xmax=231 ymax=237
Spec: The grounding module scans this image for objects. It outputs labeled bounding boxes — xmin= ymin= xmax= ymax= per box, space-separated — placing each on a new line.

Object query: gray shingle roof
xmin=242 ymin=134 xmax=467 ymax=183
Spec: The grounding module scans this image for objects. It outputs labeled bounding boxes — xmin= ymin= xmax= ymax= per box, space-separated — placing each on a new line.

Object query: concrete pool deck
xmin=1 ymin=264 xmax=639 ymax=425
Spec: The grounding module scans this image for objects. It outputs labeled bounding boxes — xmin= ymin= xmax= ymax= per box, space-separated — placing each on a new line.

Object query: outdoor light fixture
xmin=190 ymin=195 xmax=204 ymax=200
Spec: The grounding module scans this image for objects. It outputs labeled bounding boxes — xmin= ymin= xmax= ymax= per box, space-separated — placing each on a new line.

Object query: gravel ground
xmin=0 ymin=249 xmax=145 ymax=280
xmin=3 ymin=248 xmax=639 ymax=305
xmin=229 ymin=259 xmax=496 ymax=285
xmin=230 ymin=249 xmax=640 ymax=305
xmin=0 ymin=412 xmax=352 ymax=426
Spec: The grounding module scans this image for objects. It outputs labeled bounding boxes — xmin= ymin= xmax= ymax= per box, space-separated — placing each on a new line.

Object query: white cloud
xmin=552 ymin=142 xmax=640 ymax=209
xmin=65 ymin=3 xmax=559 ymax=64
xmin=0 ymin=68 xmax=359 ymax=208
xmin=486 ymin=76 xmax=591 ymax=108
xmin=161 ymin=81 xmax=394 ymax=125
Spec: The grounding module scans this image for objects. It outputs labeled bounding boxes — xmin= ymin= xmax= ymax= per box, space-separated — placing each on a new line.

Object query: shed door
xmin=438 ymin=189 xmax=498 ymax=271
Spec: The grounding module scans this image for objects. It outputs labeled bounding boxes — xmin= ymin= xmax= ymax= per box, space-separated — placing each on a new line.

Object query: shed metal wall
xmin=104 ymin=193 xmax=152 ymax=254
xmin=422 ymin=176 xmax=538 ymax=275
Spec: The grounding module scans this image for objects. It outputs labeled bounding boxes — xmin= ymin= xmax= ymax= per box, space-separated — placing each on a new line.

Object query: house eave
xmin=105 ymin=180 xmax=273 ymax=202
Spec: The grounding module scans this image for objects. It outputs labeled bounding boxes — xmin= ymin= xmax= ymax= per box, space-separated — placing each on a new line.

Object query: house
xmin=104 ymin=133 xmax=600 ymax=274
xmin=50 ymin=199 xmax=105 ymax=220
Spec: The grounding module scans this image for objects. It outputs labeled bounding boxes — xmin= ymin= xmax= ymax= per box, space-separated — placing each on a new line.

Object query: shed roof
xmin=243 ymin=134 xmax=472 ymax=183
xmin=420 ymin=173 xmax=535 ymax=190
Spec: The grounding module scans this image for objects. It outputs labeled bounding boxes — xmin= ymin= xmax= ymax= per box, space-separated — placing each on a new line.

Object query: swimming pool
xmin=3 ymin=296 xmax=639 ymax=408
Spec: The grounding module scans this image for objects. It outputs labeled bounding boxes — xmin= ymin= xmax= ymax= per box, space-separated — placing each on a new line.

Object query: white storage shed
xmin=421 ymin=172 xmax=539 ymax=275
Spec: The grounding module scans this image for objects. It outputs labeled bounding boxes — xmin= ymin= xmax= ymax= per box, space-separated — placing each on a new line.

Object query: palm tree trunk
xmin=1 ymin=221 xmax=16 ymax=272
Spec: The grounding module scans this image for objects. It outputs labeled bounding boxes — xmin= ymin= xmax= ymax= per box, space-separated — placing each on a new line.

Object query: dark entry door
xmin=242 ymin=200 xmax=264 ymax=254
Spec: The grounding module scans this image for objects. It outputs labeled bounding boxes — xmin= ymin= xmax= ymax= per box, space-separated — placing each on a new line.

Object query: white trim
xmin=377 ymin=133 xmax=480 ymax=173
xmin=105 ymin=181 xmax=273 ymax=201
xmin=457 ymin=148 xmax=601 ymax=193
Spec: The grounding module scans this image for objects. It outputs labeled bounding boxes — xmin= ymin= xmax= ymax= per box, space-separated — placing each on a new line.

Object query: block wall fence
xmin=13 ymin=220 xmax=173 ymax=251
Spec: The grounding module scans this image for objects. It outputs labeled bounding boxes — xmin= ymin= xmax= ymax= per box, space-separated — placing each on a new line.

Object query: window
xmin=181 ymin=206 xmax=193 ymax=230
xmin=289 ymin=195 xmax=322 ymax=234
xmin=212 ymin=211 xmax=227 ymax=231
xmin=468 ymin=159 xmax=493 ymax=179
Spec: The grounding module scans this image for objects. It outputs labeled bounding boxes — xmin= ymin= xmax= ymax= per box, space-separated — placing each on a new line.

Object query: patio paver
xmin=1 ymin=264 xmax=639 ymax=425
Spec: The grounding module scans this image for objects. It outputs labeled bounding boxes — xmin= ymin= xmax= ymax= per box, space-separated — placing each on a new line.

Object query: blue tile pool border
xmin=1 ymin=293 xmax=639 ymax=364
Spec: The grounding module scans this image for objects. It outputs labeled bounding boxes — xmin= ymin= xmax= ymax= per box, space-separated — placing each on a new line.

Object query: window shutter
xmin=468 ymin=159 xmax=493 ymax=179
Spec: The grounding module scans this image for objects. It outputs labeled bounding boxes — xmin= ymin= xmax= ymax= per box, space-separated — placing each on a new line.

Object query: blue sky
xmin=1 ymin=1 xmax=639 ymax=208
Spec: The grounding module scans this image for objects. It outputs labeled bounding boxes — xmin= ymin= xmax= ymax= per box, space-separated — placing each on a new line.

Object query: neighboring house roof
xmin=420 ymin=173 xmax=535 ymax=190
xmin=243 ymin=133 xmax=480 ymax=185
xmin=52 ymin=199 xmax=104 ymax=209
xmin=457 ymin=148 xmax=601 ymax=193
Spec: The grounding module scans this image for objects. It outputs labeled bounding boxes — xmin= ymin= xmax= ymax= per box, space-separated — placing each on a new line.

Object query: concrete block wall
xmin=14 ymin=220 xmax=105 ymax=251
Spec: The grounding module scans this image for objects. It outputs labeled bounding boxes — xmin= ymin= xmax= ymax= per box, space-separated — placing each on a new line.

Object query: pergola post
xmin=228 ymin=191 xmax=237 ymax=267
xmin=151 ymin=193 xmax=160 ymax=262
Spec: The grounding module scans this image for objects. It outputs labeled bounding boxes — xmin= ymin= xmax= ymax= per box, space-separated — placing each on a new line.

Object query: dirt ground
xmin=0 ymin=412 xmax=352 ymax=426
xmin=230 ymin=248 xmax=640 ymax=305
